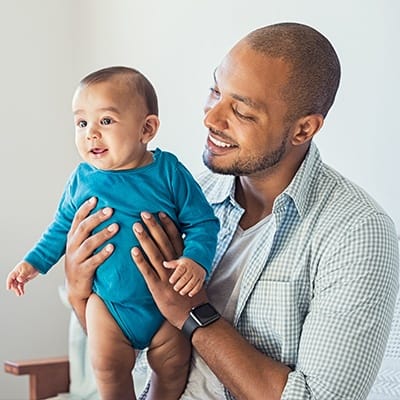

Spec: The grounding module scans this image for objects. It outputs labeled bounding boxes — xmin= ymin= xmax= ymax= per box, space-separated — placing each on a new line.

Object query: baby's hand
xmin=163 ymin=257 xmax=206 ymax=297
xmin=6 ymin=261 xmax=39 ymax=296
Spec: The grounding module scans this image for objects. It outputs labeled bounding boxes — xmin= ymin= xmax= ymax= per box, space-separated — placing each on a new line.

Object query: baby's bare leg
xmin=146 ymin=321 xmax=191 ymax=400
xmin=86 ymin=293 xmax=136 ymax=400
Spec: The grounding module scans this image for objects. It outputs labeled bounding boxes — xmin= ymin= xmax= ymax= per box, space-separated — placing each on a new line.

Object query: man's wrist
xmin=182 ymin=303 xmax=221 ymax=341
xmin=67 ymin=294 xmax=89 ymax=332
xmin=67 ymin=291 xmax=89 ymax=304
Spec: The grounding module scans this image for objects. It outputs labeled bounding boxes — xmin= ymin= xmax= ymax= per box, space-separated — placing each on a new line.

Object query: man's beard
xmin=202 ymin=131 xmax=289 ymax=176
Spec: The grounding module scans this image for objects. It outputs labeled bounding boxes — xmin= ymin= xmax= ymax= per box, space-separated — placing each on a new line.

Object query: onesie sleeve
xmin=24 ymin=170 xmax=79 ymax=274
xmin=170 ymin=161 xmax=219 ymax=276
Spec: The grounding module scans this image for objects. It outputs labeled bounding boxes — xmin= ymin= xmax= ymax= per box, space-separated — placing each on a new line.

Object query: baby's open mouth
xmin=90 ymin=148 xmax=107 ymax=154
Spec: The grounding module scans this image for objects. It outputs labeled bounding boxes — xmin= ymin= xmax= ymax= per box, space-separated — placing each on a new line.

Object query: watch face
xmin=192 ymin=303 xmax=220 ymax=325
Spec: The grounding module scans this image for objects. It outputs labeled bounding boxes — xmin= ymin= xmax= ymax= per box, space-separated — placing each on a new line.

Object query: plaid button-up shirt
xmin=196 ymin=141 xmax=399 ymax=399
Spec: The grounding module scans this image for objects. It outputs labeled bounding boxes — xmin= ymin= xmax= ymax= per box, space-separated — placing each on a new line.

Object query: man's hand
xmin=133 ymin=212 xmax=290 ymax=400
xmin=132 ymin=212 xmax=207 ymax=329
xmin=64 ymin=197 xmax=118 ymax=328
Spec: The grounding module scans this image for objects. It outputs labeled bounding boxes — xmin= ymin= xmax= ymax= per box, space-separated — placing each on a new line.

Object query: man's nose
xmin=203 ymin=98 xmax=229 ymax=132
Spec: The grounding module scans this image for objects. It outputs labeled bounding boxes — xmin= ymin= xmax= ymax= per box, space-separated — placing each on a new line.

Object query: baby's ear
xmin=141 ymin=114 xmax=160 ymax=143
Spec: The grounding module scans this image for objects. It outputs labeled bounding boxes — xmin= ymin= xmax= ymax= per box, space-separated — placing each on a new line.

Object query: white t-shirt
xmin=181 ymin=215 xmax=273 ymax=399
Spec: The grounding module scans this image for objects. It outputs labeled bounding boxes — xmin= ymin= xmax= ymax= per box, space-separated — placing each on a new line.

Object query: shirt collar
xmin=278 ymin=141 xmax=323 ymax=218
xmin=203 ymin=141 xmax=323 ymax=218
xmin=203 ymin=173 xmax=236 ymax=205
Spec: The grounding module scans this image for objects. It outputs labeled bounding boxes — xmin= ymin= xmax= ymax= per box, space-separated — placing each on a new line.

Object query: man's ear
xmin=141 ymin=115 xmax=160 ymax=144
xmin=291 ymin=114 xmax=324 ymax=146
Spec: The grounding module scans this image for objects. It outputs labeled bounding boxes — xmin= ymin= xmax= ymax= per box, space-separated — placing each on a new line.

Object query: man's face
xmin=202 ymin=41 xmax=294 ymax=177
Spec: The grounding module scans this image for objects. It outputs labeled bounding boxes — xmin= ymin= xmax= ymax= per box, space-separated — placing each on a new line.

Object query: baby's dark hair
xmin=246 ymin=22 xmax=341 ymax=121
xmin=80 ymin=66 xmax=159 ymax=116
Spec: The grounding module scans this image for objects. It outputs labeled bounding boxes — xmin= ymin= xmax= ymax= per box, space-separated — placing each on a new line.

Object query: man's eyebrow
xmin=213 ymin=68 xmax=262 ymax=111
xmin=231 ymin=93 xmax=261 ymax=110
xmin=213 ymin=68 xmax=218 ymax=84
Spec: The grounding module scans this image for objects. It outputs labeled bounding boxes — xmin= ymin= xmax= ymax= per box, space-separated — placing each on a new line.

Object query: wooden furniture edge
xmin=4 ymin=356 xmax=70 ymax=400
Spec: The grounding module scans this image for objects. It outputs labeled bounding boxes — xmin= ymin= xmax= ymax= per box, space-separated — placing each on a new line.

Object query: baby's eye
xmin=78 ymin=120 xmax=87 ymax=128
xmin=101 ymin=118 xmax=113 ymax=125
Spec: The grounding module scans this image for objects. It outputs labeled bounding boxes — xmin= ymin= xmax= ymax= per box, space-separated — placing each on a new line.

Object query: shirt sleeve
xmin=24 ymin=173 xmax=78 ymax=274
xmin=281 ymin=213 xmax=399 ymax=400
xmin=170 ymin=162 xmax=220 ymax=276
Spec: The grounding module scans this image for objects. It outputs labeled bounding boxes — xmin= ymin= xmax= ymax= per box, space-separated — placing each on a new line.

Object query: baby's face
xmin=72 ymin=80 xmax=150 ymax=170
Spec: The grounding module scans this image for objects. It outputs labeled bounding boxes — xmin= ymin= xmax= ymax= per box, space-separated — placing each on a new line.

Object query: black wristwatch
xmin=182 ymin=303 xmax=221 ymax=341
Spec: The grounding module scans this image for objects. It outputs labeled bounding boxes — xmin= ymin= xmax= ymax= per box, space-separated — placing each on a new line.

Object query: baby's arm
xmin=6 ymin=261 xmax=39 ymax=297
xmin=163 ymin=257 xmax=206 ymax=297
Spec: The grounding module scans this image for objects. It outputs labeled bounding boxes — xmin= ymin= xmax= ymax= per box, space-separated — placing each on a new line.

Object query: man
xmin=65 ymin=22 xmax=399 ymax=399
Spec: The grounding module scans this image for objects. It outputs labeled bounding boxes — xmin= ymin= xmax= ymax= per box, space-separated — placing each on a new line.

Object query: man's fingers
xmin=67 ymin=199 xmax=114 ymax=255
xmin=82 ymin=243 xmax=115 ymax=276
xmin=133 ymin=222 xmax=170 ymax=281
xmin=64 ymin=219 xmax=117 ymax=303
xmin=77 ymin=223 xmax=118 ymax=259
xmin=67 ymin=221 xmax=118 ymax=272
xmin=140 ymin=212 xmax=178 ymax=261
xmin=131 ymin=246 xmax=158 ymax=282
xmin=159 ymin=212 xmax=184 ymax=256
xmin=73 ymin=208 xmax=114 ymax=242
xmin=68 ymin=197 xmax=97 ymax=238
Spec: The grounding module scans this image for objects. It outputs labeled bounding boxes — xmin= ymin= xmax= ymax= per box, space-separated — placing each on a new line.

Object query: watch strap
xmin=182 ymin=313 xmax=200 ymax=341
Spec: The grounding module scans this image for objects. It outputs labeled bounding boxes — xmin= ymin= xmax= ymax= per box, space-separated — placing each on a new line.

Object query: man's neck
xmin=235 ymin=150 xmax=306 ymax=230
xmin=235 ymin=176 xmax=278 ymax=230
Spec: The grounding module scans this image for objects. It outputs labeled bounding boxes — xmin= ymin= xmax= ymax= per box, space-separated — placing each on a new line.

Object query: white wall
xmin=70 ymin=0 xmax=400 ymax=232
xmin=0 ymin=2 xmax=78 ymax=398
xmin=1 ymin=1 xmax=398 ymax=398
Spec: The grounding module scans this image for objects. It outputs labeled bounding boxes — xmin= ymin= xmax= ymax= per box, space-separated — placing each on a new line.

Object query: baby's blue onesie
xmin=24 ymin=148 xmax=219 ymax=349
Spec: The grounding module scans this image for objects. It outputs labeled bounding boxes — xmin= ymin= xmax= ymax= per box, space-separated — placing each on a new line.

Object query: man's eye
xmin=78 ymin=121 xmax=87 ymax=128
xmin=209 ymin=87 xmax=221 ymax=98
xmin=233 ymin=107 xmax=254 ymax=121
xmin=101 ymin=118 xmax=112 ymax=125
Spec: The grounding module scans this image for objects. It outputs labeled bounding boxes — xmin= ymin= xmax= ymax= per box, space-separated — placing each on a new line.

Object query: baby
xmin=7 ymin=66 xmax=219 ymax=400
